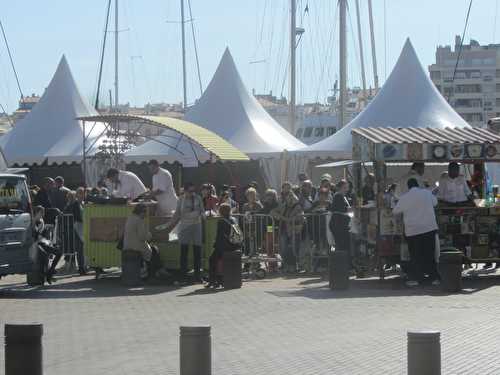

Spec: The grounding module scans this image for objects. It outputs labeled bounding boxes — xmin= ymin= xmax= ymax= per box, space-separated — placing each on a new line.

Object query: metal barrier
xmin=234 ymin=211 xmax=334 ymax=274
xmin=55 ymin=214 xmax=75 ymax=255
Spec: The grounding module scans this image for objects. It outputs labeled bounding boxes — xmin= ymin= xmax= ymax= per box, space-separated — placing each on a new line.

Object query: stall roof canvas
xmin=184 ymin=48 xmax=305 ymax=157
xmin=0 ymin=55 xmax=100 ymax=166
xmin=297 ymin=39 xmax=471 ymax=159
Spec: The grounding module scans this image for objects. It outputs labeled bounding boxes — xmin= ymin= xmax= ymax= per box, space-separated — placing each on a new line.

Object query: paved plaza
xmin=1 ymin=271 xmax=500 ymax=375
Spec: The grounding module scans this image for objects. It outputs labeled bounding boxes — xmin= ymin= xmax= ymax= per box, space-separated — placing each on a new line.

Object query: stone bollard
xmin=329 ymin=250 xmax=350 ymax=290
xmin=180 ymin=326 xmax=211 ymax=375
xmin=5 ymin=323 xmax=43 ymax=375
xmin=407 ymin=331 xmax=441 ymax=375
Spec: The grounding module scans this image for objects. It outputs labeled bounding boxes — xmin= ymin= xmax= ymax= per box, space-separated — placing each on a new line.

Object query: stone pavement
xmin=1 ymin=271 xmax=500 ymax=375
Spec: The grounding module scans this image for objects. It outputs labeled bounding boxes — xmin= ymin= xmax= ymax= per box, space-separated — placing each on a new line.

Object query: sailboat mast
xmin=181 ymin=0 xmax=188 ymax=110
xmin=339 ymin=0 xmax=347 ymax=128
xmin=114 ymin=0 xmax=119 ymax=110
xmin=289 ymin=0 xmax=297 ymax=135
xmin=368 ymin=0 xmax=379 ymax=90
xmin=355 ymin=0 xmax=367 ymax=99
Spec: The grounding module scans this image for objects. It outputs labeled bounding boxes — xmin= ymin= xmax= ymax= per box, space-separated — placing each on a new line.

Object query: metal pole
xmin=368 ymin=0 xmax=379 ymax=90
xmin=289 ymin=0 xmax=297 ymax=135
xmin=5 ymin=323 xmax=43 ymax=375
xmin=114 ymin=0 xmax=119 ymax=110
xmin=355 ymin=0 xmax=367 ymax=100
xmin=83 ymin=121 xmax=87 ymax=188
xmin=339 ymin=0 xmax=347 ymax=128
xmin=181 ymin=0 xmax=188 ymax=110
xmin=180 ymin=326 xmax=211 ymax=375
xmin=408 ymin=331 xmax=441 ymax=375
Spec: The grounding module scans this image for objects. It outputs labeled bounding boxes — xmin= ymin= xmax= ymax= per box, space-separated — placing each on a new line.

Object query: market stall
xmin=77 ymin=114 xmax=248 ymax=275
xmin=350 ymin=127 xmax=500 ymax=279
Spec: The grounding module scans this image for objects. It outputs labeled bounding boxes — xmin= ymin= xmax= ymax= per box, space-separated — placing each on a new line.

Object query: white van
xmin=0 ymin=174 xmax=38 ymax=284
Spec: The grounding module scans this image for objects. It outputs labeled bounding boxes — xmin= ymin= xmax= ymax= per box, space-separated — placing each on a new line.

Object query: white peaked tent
xmin=0 ymin=55 xmax=102 ymax=166
xmin=297 ymin=38 xmax=471 ymax=159
xmin=184 ymin=48 xmax=305 ymax=156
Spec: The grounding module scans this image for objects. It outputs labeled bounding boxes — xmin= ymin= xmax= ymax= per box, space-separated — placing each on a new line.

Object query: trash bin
xmin=329 ymin=250 xmax=349 ymax=290
xmin=438 ymin=249 xmax=463 ymax=293
xmin=121 ymin=250 xmax=143 ymax=287
xmin=223 ymin=250 xmax=242 ymax=289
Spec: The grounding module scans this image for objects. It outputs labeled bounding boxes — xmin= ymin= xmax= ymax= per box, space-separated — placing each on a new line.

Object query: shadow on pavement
xmin=0 ymin=273 xmax=186 ymax=299
xmin=266 ymin=274 xmax=500 ymax=300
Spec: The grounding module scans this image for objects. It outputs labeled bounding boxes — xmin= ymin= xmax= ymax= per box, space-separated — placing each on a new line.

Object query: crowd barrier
xmin=235 ymin=211 xmax=335 ymax=274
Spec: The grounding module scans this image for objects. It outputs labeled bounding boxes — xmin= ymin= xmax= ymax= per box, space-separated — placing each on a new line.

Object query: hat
xmin=320 ymin=173 xmax=332 ymax=182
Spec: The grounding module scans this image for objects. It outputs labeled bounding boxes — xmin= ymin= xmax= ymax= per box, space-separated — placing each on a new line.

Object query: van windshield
xmin=0 ymin=178 xmax=30 ymax=213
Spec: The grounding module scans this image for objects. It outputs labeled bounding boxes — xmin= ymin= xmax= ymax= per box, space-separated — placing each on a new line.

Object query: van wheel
xmin=26 ymin=271 xmax=44 ymax=286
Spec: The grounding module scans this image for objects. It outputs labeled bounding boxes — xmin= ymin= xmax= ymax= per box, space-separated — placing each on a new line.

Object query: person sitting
xmin=206 ymin=203 xmax=240 ymax=288
xmin=123 ymin=203 xmax=153 ymax=278
xmin=33 ymin=206 xmax=62 ymax=284
xmin=437 ymin=162 xmax=473 ymax=205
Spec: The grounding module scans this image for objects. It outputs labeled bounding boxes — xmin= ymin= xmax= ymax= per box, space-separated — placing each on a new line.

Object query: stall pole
xmin=5 ymin=323 xmax=43 ymax=375
xmin=179 ymin=326 xmax=211 ymax=375
xmin=407 ymin=331 xmax=441 ymax=375
xmin=82 ymin=120 xmax=87 ymax=187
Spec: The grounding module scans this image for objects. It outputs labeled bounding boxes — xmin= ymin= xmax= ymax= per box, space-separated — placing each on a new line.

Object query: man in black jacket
xmin=34 ymin=177 xmax=54 ymax=209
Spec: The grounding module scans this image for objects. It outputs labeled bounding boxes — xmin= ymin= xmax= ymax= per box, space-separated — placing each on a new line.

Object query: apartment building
xmin=429 ymin=36 xmax=500 ymax=127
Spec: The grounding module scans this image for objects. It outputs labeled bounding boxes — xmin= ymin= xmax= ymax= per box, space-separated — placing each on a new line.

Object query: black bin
xmin=121 ymin=250 xmax=143 ymax=287
xmin=223 ymin=250 xmax=242 ymax=289
xmin=329 ymin=250 xmax=350 ymax=290
xmin=438 ymin=249 xmax=463 ymax=293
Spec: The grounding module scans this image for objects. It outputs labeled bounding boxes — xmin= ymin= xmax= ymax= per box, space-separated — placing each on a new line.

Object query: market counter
xmin=83 ymin=204 xmax=218 ymax=271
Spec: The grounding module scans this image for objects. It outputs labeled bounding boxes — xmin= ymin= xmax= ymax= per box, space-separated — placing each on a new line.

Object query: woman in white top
xmin=167 ymin=182 xmax=205 ymax=282
xmin=148 ymin=160 xmax=178 ymax=216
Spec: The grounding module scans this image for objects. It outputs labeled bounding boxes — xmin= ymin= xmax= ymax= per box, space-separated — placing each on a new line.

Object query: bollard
xmin=407 ymin=331 xmax=441 ymax=375
xmin=438 ymin=250 xmax=463 ymax=293
xmin=223 ymin=250 xmax=242 ymax=289
xmin=180 ymin=326 xmax=211 ymax=375
xmin=5 ymin=323 xmax=43 ymax=375
xmin=329 ymin=250 xmax=350 ymax=290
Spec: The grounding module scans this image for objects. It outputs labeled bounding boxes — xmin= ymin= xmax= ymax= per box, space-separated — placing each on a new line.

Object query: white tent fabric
xmin=184 ymin=48 xmax=305 ymax=157
xmin=123 ymin=129 xmax=210 ymax=168
xmin=295 ymin=38 xmax=471 ymax=159
xmin=0 ymin=55 xmax=103 ymax=166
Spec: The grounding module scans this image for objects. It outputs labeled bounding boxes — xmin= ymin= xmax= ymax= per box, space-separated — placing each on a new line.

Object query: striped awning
xmin=77 ymin=114 xmax=249 ymax=162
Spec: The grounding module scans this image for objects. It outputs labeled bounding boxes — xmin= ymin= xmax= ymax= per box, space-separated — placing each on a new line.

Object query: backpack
xmin=224 ymin=218 xmax=244 ymax=245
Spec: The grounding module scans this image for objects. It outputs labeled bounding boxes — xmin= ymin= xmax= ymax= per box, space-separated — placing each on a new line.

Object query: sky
xmin=0 ymin=0 xmax=498 ymax=113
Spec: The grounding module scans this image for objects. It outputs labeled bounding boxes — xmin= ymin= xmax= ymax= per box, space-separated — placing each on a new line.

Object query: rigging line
xmin=187 ymin=0 xmax=203 ymax=96
xmin=384 ymin=0 xmax=387 ymax=80
xmin=263 ymin=1 xmax=277 ymax=93
xmin=494 ymin=0 xmax=499 ymax=41
xmin=254 ymin=0 xmax=269 ymax=58
xmin=315 ymin=4 xmax=337 ymax=103
xmin=0 ymin=21 xmax=23 ymax=99
xmin=273 ymin=2 xmax=287 ymax=95
xmin=95 ymin=0 xmax=112 ymax=110
xmin=348 ymin=6 xmax=361 ymax=88
xmin=451 ymin=0 xmax=473 ymax=86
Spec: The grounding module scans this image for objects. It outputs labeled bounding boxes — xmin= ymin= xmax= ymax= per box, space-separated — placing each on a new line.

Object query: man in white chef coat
xmin=437 ymin=162 xmax=473 ymax=205
xmin=148 ymin=160 xmax=178 ymax=216
xmin=396 ymin=162 xmax=426 ymax=197
xmin=106 ymin=168 xmax=147 ymax=201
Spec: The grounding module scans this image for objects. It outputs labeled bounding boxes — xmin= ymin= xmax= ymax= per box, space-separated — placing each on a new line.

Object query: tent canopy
xmin=77 ymin=114 xmax=249 ymax=167
xmin=184 ymin=48 xmax=304 ymax=157
xmin=296 ymin=39 xmax=470 ymax=159
xmin=0 ymin=55 xmax=103 ymax=166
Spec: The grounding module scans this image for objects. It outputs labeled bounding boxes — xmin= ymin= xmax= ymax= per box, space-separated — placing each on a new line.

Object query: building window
xmin=314 ymin=127 xmax=325 ymax=137
xmin=303 ymin=128 xmax=313 ymax=138
xmin=455 ymin=84 xmax=481 ymax=94
xmin=496 ymin=98 xmax=500 ymax=107
xmin=430 ymin=71 xmax=441 ymax=79
xmin=327 ymin=127 xmax=336 ymax=136
xmin=296 ymin=128 xmax=303 ymax=138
